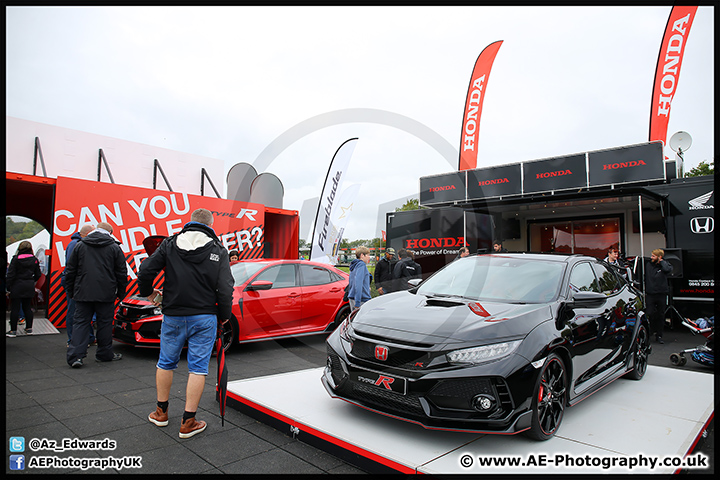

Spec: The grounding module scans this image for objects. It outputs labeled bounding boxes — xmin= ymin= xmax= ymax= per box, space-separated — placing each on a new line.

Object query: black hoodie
xmin=644 ymin=258 xmax=673 ymax=295
xmin=65 ymin=230 xmax=128 ymax=302
xmin=137 ymin=222 xmax=233 ymax=320
xmin=6 ymin=250 xmax=42 ymax=298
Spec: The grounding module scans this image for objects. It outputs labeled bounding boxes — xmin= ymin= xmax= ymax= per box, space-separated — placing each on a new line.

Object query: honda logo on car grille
xmin=374 ymin=345 xmax=389 ymax=361
xmin=690 ymin=217 xmax=714 ymax=234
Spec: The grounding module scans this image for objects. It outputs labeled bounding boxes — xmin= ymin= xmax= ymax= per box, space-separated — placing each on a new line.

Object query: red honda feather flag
xmin=458 ymin=40 xmax=503 ymax=172
xmin=648 ymin=6 xmax=698 ymax=146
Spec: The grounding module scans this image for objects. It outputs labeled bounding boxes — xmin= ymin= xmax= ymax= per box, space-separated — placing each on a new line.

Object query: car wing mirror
xmin=568 ymin=291 xmax=606 ymax=309
xmin=246 ymin=280 xmax=273 ymax=291
xmin=557 ymin=291 xmax=606 ymax=328
xmin=143 ymin=235 xmax=167 ymax=256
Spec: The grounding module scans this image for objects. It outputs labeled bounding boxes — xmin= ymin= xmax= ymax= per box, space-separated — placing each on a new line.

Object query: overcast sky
xmin=6 ymin=6 xmax=715 ymax=240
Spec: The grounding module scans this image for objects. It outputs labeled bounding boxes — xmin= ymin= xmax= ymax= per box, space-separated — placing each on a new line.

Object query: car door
xmin=241 ymin=263 xmax=301 ymax=339
xmin=298 ymin=264 xmax=346 ymax=331
xmin=565 ymin=261 xmax=617 ymax=394
xmin=591 ymin=262 xmax=637 ymax=366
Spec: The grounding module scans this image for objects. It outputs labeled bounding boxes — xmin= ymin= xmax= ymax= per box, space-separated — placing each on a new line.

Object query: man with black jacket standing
xmin=393 ymin=249 xmax=422 ymax=292
xmin=65 ymin=222 xmax=128 ymax=368
xmin=644 ymin=248 xmax=673 ymax=344
xmin=138 ymin=208 xmax=233 ymax=439
xmin=374 ymin=247 xmax=397 ymax=294
xmin=62 ymin=223 xmax=95 ymax=347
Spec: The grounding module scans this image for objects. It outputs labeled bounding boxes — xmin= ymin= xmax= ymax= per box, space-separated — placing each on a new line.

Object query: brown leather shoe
xmin=179 ymin=417 xmax=206 ymax=439
xmin=148 ymin=407 xmax=169 ymax=427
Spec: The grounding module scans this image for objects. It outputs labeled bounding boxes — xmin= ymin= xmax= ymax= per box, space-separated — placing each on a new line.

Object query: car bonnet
xmin=351 ymin=292 xmax=552 ymax=344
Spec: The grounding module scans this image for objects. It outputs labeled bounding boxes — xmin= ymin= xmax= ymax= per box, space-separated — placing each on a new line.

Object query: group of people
xmin=455 ymin=239 xmax=507 ymax=258
xmin=347 ymin=246 xmax=423 ymax=310
xmin=346 ymin=240 xmax=510 ymax=310
xmin=5 ymin=209 xmax=231 ymax=440
xmin=603 ymin=246 xmax=673 ymax=344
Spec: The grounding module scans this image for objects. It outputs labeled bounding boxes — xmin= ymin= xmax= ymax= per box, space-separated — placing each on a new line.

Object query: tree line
xmin=6 ymin=218 xmax=44 ymax=247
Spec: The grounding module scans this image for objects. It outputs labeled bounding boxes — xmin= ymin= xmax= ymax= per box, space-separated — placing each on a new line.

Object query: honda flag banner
xmin=458 ymin=40 xmax=503 ymax=172
xmin=648 ymin=6 xmax=698 ymax=148
xmin=310 ymin=138 xmax=358 ymax=264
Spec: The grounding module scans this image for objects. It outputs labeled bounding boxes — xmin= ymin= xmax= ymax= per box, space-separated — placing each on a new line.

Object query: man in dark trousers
xmin=62 ymin=223 xmax=96 ymax=347
xmin=138 ymin=208 xmax=233 ymax=439
xmin=374 ymin=247 xmax=397 ymax=294
xmin=644 ymin=248 xmax=673 ymax=344
xmin=65 ymin=222 xmax=128 ymax=368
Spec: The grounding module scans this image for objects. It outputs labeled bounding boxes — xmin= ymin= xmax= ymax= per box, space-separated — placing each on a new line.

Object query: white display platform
xmin=5 ymin=317 xmax=59 ymax=336
xmin=225 ymin=365 xmax=713 ymax=474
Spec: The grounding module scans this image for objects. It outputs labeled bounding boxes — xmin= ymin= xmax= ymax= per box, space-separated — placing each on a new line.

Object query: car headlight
xmin=339 ymin=319 xmax=354 ymax=342
xmin=447 ymin=340 xmax=521 ymax=365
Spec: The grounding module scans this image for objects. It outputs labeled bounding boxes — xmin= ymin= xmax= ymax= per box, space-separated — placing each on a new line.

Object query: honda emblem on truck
xmin=690 ymin=217 xmax=714 ymax=234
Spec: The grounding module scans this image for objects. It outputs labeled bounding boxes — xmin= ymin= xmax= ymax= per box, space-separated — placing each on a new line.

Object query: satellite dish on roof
xmin=669 ymin=131 xmax=692 ymax=154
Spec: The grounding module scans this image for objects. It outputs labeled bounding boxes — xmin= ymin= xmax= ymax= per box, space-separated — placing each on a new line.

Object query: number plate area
xmin=349 ymin=366 xmax=407 ymax=395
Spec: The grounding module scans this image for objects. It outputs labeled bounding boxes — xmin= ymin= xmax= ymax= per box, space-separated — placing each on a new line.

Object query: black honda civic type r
xmin=322 ymin=253 xmax=651 ymax=440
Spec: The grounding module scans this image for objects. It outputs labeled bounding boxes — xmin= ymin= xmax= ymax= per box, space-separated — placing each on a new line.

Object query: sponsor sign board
xmin=467 ymin=163 xmax=522 ymax=200
xmin=588 ymin=142 xmax=665 ymax=186
xmin=419 ymin=171 xmax=466 ymax=205
xmin=523 ymin=154 xmax=587 ymax=194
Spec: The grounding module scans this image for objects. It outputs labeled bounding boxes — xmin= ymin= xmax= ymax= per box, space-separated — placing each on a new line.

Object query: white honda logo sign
xmin=688 ymin=191 xmax=714 ymax=210
xmin=690 ymin=217 xmax=714 ymax=234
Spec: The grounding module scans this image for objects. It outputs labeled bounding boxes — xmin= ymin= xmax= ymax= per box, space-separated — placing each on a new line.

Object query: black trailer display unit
xmin=385 ymin=207 xmax=493 ymax=278
xmin=404 ymin=141 xmax=713 ymax=318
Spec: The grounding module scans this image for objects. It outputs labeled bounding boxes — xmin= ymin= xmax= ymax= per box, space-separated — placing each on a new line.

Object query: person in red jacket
xmin=6 ymin=241 xmax=41 ymax=337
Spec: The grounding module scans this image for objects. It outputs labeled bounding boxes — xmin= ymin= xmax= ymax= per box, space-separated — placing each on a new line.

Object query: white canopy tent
xmin=6 ymin=229 xmax=51 ymax=274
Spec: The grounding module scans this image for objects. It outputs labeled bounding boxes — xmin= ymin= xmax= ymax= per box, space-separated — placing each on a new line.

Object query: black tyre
xmin=221 ymin=316 xmax=238 ymax=352
xmin=624 ymin=324 xmax=650 ymax=380
xmin=526 ymin=353 xmax=567 ymax=441
xmin=330 ymin=306 xmax=351 ymax=331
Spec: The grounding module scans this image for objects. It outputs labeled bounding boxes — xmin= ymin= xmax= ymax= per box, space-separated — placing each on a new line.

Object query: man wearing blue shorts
xmin=138 ymin=208 xmax=233 ymax=439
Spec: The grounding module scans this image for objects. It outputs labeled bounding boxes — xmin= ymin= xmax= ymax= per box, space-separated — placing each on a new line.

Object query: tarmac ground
xmin=5 ymin=312 xmax=714 ymax=474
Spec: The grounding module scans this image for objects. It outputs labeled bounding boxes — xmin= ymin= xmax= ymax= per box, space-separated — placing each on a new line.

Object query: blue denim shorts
xmin=157 ymin=314 xmax=217 ymax=375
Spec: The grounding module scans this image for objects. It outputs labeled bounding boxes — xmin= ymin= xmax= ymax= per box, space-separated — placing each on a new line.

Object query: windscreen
xmin=416 ymin=256 xmax=565 ymax=303
xmin=230 ymin=261 xmax=269 ymax=287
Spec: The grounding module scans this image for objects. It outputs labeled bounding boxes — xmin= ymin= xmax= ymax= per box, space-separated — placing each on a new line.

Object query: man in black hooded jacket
xmin=138 ymin=208 xmax=233 ymax=439
xmin=644 ymin=248 xmax=673 ymax=344
xmin=393 ymin=249 xmax=422 ymax=292
xmin=65 ymin=222 xmax=128 ymax=367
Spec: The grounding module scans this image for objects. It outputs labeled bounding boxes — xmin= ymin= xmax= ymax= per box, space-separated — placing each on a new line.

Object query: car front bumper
xmin=322 ymin=335 xmax=539 ymax=434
